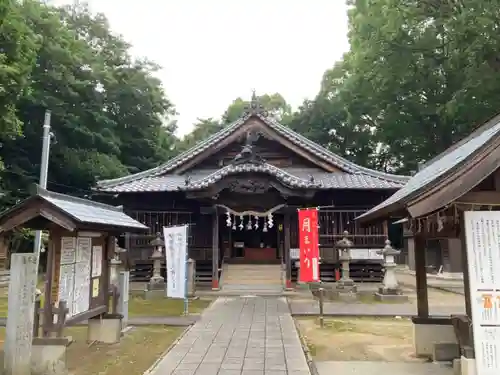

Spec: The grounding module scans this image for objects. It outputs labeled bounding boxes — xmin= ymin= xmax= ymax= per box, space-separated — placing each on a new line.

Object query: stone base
xmin=146 ymin=279 xmax=165 ymax=291
xmin=459 ymin=356 xmax=476 ymax=375
xmin=143 ymin=288 xmax=166 ymax=300
xmin=87 ymin=314 xmax=123 ymax=344
xmin=432 ymin=343 xmax=460 ymax=362
xmin=374 ymin=292 xmax=409 ymax=302
xmin=31 ymin=337 xmax=70 ymax=375
xmin=331 ymin=290 xmax=358 ymax=302
xmin=412 ymin=318 xmax=458 ymax=358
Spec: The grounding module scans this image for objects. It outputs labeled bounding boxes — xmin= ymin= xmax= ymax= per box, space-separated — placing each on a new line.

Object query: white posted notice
xmin=163 ymin=225 xmax=188 ymax=299
xmin=464 ymin=211 xmax=500 ymax=375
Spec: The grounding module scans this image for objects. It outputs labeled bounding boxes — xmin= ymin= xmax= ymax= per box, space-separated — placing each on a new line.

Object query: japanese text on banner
xmin=298 ymin=208 xmax=319 ymax=282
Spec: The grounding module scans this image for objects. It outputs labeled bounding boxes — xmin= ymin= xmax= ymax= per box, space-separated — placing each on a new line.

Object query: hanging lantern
xmin=239 ymin=215 xmax=244 ymax=230
xmin=226 ymin=211 xmax=231 ymax=227
xmin=246 ymin=216 xmax=252 ymax=230
xmin=254 ymin=215 xmax=259 ymax=230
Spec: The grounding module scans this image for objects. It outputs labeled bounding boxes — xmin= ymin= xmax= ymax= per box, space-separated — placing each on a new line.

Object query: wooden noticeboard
xmin=50 ymin=232 xmax=107 ymax=320
xmin=464 ymin=211 xmax=500 ymax=375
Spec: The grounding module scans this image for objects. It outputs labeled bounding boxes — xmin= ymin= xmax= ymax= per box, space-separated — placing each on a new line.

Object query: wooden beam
xmin=284 ymin=213 xmax=291 ymax=288
xmin=0 ymin=206 xmax=41 ymax=233
xmin=211 ymin=208 xmax=219 ymax=290
xmin=457 ymin=191 xmax=500 ymax=205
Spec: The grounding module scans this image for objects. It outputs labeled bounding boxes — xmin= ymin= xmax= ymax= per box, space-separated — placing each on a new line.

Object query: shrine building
xmin=94 ymin=95 xmax=408 ymax=290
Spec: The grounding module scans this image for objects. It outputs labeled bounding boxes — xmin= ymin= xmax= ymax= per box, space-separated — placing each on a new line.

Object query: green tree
xmin=0 ymin=1 xmax=178 ymax=208
xmin=339 ymin=0 xmax=500 ymax=172
xmin=222 ymin=93 xmax=293 ymax=124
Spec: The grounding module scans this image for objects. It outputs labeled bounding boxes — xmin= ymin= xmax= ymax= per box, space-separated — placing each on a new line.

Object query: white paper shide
xmin=163 ymin=225 xmax=188 ymax=299
xmin=464 ymin=211 xmax=500 ymax=375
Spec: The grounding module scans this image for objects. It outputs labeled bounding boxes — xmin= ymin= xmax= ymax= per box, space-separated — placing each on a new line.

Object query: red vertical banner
xmin=298 ymin=208 xmax=320 ymax=282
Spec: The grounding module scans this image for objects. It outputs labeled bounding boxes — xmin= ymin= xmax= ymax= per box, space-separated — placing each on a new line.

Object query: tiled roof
xmin=40 ymin=189 xmax=148 ymax=230
xmin=0 ymin=186 xmax=148 ymax=231
xmin=357 ymin=115 xmax=500 ymax=221
xmin=98 ymin=165 xmax=405 ymax=193
xmin=96 ymin=112 xmax=408 ymax=191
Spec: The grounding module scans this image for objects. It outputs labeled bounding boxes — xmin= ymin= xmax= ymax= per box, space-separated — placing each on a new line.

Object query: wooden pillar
xmin=414 ymin=235 xmax=429 ymax=318
xmin=458 ymin=211 xmax=473 ymax=319
xmin=284 ymin=213 xmax=292 ymax=289
xmin=212 ymin=208 xmax=219 ymax=290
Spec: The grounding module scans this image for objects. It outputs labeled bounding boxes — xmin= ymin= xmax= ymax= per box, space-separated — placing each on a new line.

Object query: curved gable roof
xmin=97 ymin=112 xmax=408 ymax=191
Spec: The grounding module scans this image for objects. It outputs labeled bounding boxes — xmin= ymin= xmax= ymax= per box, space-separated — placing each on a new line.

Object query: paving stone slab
xmin=150 ymin=296 xmax=310 ymax=375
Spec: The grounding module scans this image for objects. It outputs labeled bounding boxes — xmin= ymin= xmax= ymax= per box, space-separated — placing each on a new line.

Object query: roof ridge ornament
xmin=243 ymin=90 xmax=268 ymax=117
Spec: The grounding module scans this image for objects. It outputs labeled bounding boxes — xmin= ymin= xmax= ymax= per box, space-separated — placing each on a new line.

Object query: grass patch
xmin=0 ymin=292 xmax=212 ymax=318
xmin=0 ymin=325 xmax=184 ymax=375
xmin=128 ymin=294 xmax=211 ymax=317
xmin=295 ymin=316 xmax=418 ymax=362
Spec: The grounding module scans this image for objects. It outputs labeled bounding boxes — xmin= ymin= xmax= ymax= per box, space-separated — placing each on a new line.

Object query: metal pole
xmin=33 ymin=110 xmax=52 ymax=273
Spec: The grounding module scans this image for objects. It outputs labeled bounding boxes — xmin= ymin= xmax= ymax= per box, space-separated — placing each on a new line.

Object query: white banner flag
xmin=163 ymin=225 xmax=188 ymax=299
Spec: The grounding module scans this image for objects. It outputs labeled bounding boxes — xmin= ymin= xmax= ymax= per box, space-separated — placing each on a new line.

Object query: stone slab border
xmin=292 ymin=317 xmax=319 ymax=375
xmin=141 ymin=325 xmax=193 ymax=375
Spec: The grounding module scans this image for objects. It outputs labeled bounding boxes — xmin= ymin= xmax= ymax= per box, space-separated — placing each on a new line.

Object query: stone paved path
xmin=151 ymin=297 xmax=311 ymax=375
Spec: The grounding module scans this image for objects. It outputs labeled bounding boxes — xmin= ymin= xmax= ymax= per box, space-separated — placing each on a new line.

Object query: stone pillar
xmin=375 ymin=240 xmax=408 ymax=302
xmin=4 ymin=254 xmax=37 ymax=375
xmin=117 ymin=271 xmax=130 ymax=330
xmin=334 ymin=231 xmax=357 ymax=299
xmin=187 ymin=258 xmax=196 ymax=297
xmin=110 ymin=238 xmax=124 ymax=288
xmin=145 ymin=233 xmax=165 ymax=298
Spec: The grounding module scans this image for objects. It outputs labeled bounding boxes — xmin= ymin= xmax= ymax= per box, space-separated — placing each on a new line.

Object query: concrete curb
xmin=398 ymin=280 xmax=464 ymax=296
xmin=291 ymin=312 xmax=415 ymax=318
xmin=292 ymin=317 xmax=320 ymax=375
xmin=142 ymin=325 xmax=192 ymax=375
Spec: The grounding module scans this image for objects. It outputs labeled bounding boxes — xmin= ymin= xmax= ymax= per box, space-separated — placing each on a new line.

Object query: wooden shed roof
xmin=0 ymin=186 xmax=148 ymax=233
xmin=357 ymin=113 xmax=500 ymax=223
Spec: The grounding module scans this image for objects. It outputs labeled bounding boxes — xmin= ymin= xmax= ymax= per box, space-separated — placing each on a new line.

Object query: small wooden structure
xmin=357 ymin=112 xmax=500 ymax=371
xmin=0 ymin=185 xmax=148 ymax=338
xmin=95 ymin=94 xmax=409 ymax=288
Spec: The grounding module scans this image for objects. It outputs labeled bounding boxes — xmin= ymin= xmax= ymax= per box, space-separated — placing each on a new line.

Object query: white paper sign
xmin=464 ymin=211 xmax=500 ymax=375
xmin=163 ymin=225 xmax=188 ymax=299
xmin=60 ymin=237 xmax=76 ymax=264
xmin=76 ymin=237 xmax=91 ymax=263
xmin=92 ymin=246 xmax=102 ymax=277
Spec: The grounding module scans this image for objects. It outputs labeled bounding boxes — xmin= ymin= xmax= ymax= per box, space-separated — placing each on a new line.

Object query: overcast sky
xmin=50 ymin=0 xmax=350 ymax=136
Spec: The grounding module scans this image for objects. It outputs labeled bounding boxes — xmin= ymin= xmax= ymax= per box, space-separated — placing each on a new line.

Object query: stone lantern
xmin=147 ymin=232 xmax=165 ymax=292
xmin=109 ymin=238 xmax=125 ymax=287
xmin=334 ymin=231 xmax=357 ymax=299
xmin=374 ymin=240 xmax=408 ymax=302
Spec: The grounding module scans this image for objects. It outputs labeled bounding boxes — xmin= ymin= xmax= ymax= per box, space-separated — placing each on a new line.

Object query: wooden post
xmin=459 ymin=210 xmax=474 ymax=357
xmin=4 ymin=254 xmax=38 ymax=375
xmin=414 ymin=235 xmax=429 ymax=318
xmin=212 ymin=208 xmax=219 ymax=290
xmin=33 ymin=299 xmax=41 ymax=338
xmin=318 ymin=287 xmax=324 ymax=328
xmin=284 ymin=213 xmax=292 ymax=289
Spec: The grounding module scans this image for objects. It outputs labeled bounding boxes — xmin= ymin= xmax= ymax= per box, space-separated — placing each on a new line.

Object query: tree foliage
xmin=300 ymin=0 xmax=500 ymax=173
xmin=0 ymin=1 xmax=178 ymax=208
